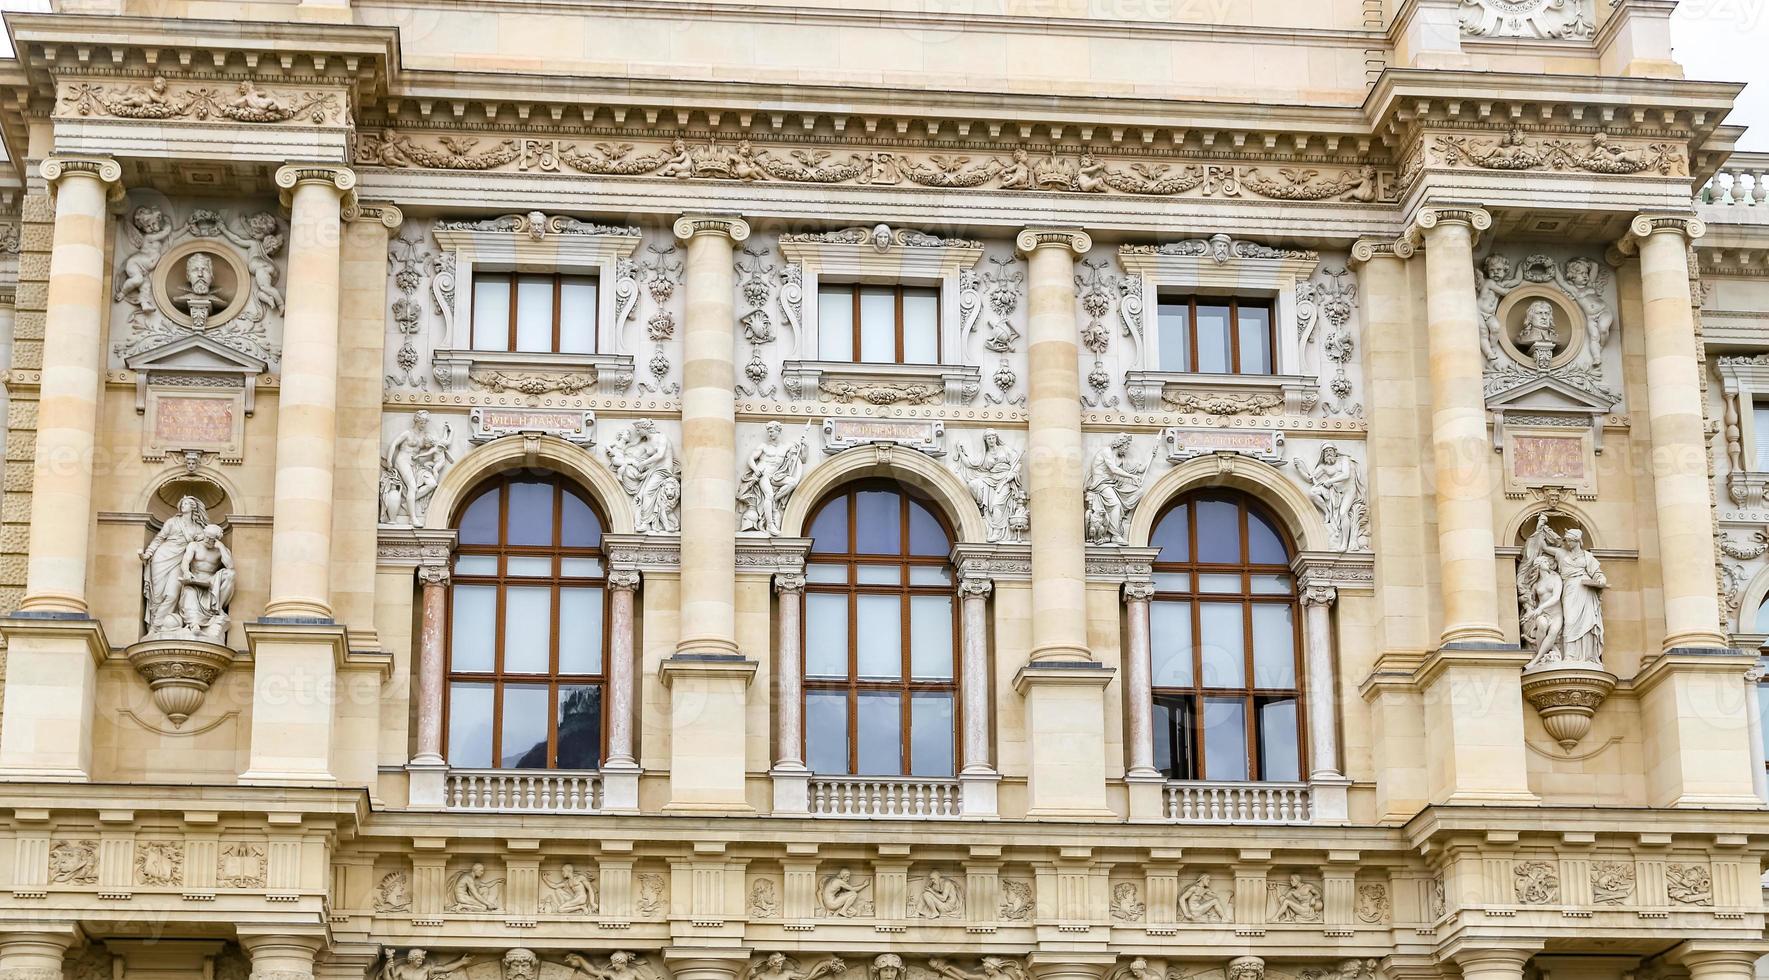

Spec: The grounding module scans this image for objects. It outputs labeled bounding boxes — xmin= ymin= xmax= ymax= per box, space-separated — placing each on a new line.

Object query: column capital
xmin=959 ymin=576 xmax=994 ymax=599
xmin=609 ymin=569 xmax=642 ymax=592
xmin=1300 ymin=584 xmax=1339 ymax=608
xmin=1672 ymin=944 xmax=1769 ymax=971
xmin=1405 ymin=204 xmax=1492 ymax=249
xmin=1123 ymin=579 xmax=1155 ymax=602
xmin=1446 ymin=947 xmax=1538 ymax=972
xmin=274 ymin=163 xmax=356 ymax=208
xmin=343 ymin=199 xmax=403 ymax=229
xmin=1350 ymin=237 xmax=1415 ymax=266
xmin=38 ymin=155 xmax=122 ymax=192
xmin=1617 ymin=212 xmax=1706 ymax=255
xmin=1016 ymin=227 xmax=1092 ymax=258
xmin=773 ymin=573 xmax=806 ymax=595
xmin=673 ymin=213 xmax=750 ymax=243
xmin=417 ymin=564 xmax=450 ymax=588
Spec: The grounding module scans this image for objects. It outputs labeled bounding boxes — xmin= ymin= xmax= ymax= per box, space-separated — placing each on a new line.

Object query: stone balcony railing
xmin=1701 ymin=154 xmax=1769 ymax=209
xmin=808 ymin=776 xmax=964 ymax=818
xmin=1163 ymin=780 xmax=1313 ymax=825
xmin=445 ymin=769 xmax=604 ymax=813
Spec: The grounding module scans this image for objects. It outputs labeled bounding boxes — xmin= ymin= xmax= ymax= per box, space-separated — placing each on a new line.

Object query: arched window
xmin=801 ymin=482 xmax=958 ymax=777
xmin=1147 ymin=491 xmax=1304 ymax=782
xmin=445 ymin=474 xmax=609 ymax=770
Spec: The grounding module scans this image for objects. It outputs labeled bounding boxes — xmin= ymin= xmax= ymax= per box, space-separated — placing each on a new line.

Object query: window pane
xmin=447 ymin=682 xmax=494 ymax=767
xmin=506 ymin=481 xmax=554 ymax=546
xmin=1198 ymin=602 xmax=1245 ymax=688
xmin=506 ymin=556 xmax=552 ymax=577
xmin=1202 ymin=697 xmax=1249 ymax=780
xmin=902 ymin=289 xmax=939 ymax=364
xmin=1154 ymin=572 xmax=1189 ymax=592
xmin=859 ymin=287 xmax=896 ymax=363
xmin=1251 ymin=604 xmax=1297 ymax=688
xmin=910 ymin=595 xmax=954 ymax=680
xmin=1151 ymin=505 xmax=1189 ymax=562
xmin=457 ymin=487 xmax=500 ymax=545
xmin=805 ymin=594 xmax=849 ymax=678
xmin=1195 ymin=498 xmax=1242 ymax=563
xmin=856 ymin=565 xmax=901 ymax=585
xmin=1153 ymin=695 xmax=1195 ymax=780
xmin=806 ymin=691 xmax=850 ymax=774
xmin=819 ymin=286 xmax=854 ymax=362
xmin=1258 ymin=698 xmax=1300 ymax=782
xmin=560 ymin=490 xmax=601 ymax=548
xmin=1248 ymin=509 xmax=1288 ymax=564
xmin=1757 ymin=403 xmax=1769 ymax=470
xmin=449 ymin=585 xmax=497 ymax=672
xmin=502 ymin=587 xmax=552 ymax=673
xmin=806 ymin=563 xmax=847 ymax=584
xmin=559 ymin=277 xmax=597 ymax=354
xmin=472 ymin=276 xmax=510 ymax=351
xmin=1237 ymin=306 xmax=1272 ymax=374
xmin=1757 ymin=601 xmax=1769 ymax=634
xmin=856 ymin=690 xmax=902 ymax=775
xmin=556 ymin=685 xmax=602 ymax=769
xmin=1195 ymin=305 xmax=1232 ymax=373
xmin=1251 ymin=573 xmax=1293 ymax=595
xmin=854 ymin=491 xmax=901 ymax=554
xmin=809 ymin=496 xmax=848 ymax=553
xmin=910 ymin=693 xmax=955 ymax=777
xmin=908 ymin=500 xmax=948 ymax=555
xmin=855 ymin=594 xmax=902 ymax=680
xmin=1150 ymin=600 xmax=1194 ymax=687
xmin=558 ymin=588 xmax=604 ymax=675
xmin=454 ymin=554 xmax=497 ymax=576
xmin=501 ymin=684 xmax=550 ymax=768
xmin=560 ymin=557 xmax=603 ymax=578
xmin=515 ymin=275 xmax=554 ymax=352
xmin=1157 ymin=301 xmax=1190 ymax=372
xmin=910 ymin=565 xmax=952 ymax=586
xmin=1199 ymin=573 xmax=1241 ymax=594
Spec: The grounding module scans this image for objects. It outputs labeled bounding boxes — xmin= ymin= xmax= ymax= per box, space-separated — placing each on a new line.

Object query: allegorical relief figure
xmin=1178 ymin=872 xmax=1232 ymax=922
xmin=1085 ymin=434 xmax=1154 ymax=546
xmin=381 ymin=411 xmax=455 ymax=526
xmin=444 ymin=862 xmax=503 ymax=912
xmin=539 ymin=863 xmax=597 ymax=914
xmin=738 ymin=420 xmax=813 ymax=536
xmin=956 ymin=429 xmax=1028 ymax=543
xmin=1518 ymin=514 xmax=1608 ymax=670
xmin=1293 ymin=443 xmax=1370 ymax=553
xmin=606 ymin=418 xmax=682 ymax=534
xmin=381 ymin=950 xmax=475 ymax=980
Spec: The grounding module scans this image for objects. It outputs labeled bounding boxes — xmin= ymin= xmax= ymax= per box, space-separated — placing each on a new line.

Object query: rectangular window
xmin=1155 ymin=295 xmax=1275 ymax=375
xmin=817 ymin=284 xmax=941 ymax=364
xmin=471 ymin=272 xmax=598 ymax=354
xmin=1153 ymin=694 xmax=1197 ymax=781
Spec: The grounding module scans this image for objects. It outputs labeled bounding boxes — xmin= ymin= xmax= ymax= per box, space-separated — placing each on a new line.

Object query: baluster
xmin=1754 ymin=171 xmax=1767 ymax=207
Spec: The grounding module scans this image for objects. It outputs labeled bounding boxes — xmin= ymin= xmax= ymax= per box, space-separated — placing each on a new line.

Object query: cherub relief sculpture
xmin=1473 ymin=254 xmax=1524 ymax=368
xmin=1518 ymin=514 xmax=1607 ymax=670
xmin=220 ymin=211 xmax=286 ymax=322
xmin=116 ymin=205 xmax=173 ymax=309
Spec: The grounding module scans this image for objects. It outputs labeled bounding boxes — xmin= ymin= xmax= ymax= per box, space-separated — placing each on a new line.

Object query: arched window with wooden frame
xmin=1146 ymin=491 xmax=1305 ymax=782
xmin=444 ymin=474 xmax=609 ymax=770
xmin=800 ymin=482 xmax=959 ymax=777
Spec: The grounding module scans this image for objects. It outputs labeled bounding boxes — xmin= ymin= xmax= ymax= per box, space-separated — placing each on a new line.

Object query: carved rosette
xmin=126 ymin=637 xmax=235 ymax=727
xmin=1520 ymin=665 xmax=1616 ymax=752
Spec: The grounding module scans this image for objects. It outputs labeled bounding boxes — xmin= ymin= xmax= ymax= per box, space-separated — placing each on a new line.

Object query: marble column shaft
xmin=1122 ymin=580 xmax=1158 ymax=776
xmin=960 ymin=576 xmax=994 ymax=772
xmin=1418 ymin=208 xmax=1504 ymax=646
xmin=773 ymin=574 xmax=806 ymax=769
xmin=606 ymin=570 xmax=641 ymax=767
xmin=266 ymin=164 xmax=354 ymax=619
xmin=1018 ymin=228 xmax=1093 ymax=662
xmin=1632 ymin=216 xmax=1727 ymax=650
xmin=673 ymin=215 xmax=749 ymax=657
xmin=412 ymin=565 xmax=448 ymax=765
xmin=22 ymin=158 xmax=120 ymax=614
xmin=1301 ymin=584 xmax=1342 ymax=779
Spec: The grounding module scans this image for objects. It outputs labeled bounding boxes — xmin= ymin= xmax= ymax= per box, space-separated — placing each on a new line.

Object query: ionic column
xmin=1300 ymin=584 xmax=1342 ymax=781
xmin=663 ymin=214 xmax=756 ymax=813
xmin=265 ymin=164 xmax=355 ymax=620
xmin=672 ymin=214 xmax=750 ymax=658
xmin=958 ymin=574 xmax=999 ymax=817
xmin=1625 ymin=215 xmax=1727 ymax=651
xmin=238 ymin=935 xmax=322 ymax=980
xmin=1017 ymin=227 xmax=1094 ymax=663
xmin=21 ymin=157 xmax=120 ymax=614
xmin=771 ymin=573 xmax=809 ymax=814
xmin=0 ymin=929 xmax=75 ymax=980
xmin=1451 ymin=948 xmax=1536 ymax=980
xmin=1675 ymin=947 xmax=1767 ymax=980
xmin=412 ymin=564 xmax=449 ymax=765
xmin=1414 ymin=206 xmax=1503 ymax=647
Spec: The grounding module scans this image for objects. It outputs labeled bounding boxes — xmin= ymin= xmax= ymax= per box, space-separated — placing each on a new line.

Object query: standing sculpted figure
xmin=382 ymin=950 xmax=474 ymax=980
xmin=140 ymin=495 xmax=213 ymax=635
xmin=382 ymin=411 xmax=455 ymax=525
xmin=606 ymin=418 xmax=682 ymax=534
xmin=1084 ymin=434 xmax=1153 ymax=546
xmin=737 ymin=421 xmax=812 ymax=536
xmin=1519 ymin=515 xmax=1608 ymax=668
xmin=956 ymin=429 xmax=1028 ymax=543
xmin=221 ymin=212 xmax=286 ymax=321
xmin=115 ymin=206 xmax=173 ymax=308
xmin=1178 ymin=873 xmax=1231 ymax=922
xmin=1473 ymin=254 xmax=1523 ymax=367
xmin=1293 ymin=443 xmax=1369 ymax=552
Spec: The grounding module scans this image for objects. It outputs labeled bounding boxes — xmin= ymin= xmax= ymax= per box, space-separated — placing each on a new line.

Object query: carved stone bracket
xmin=125 ymin=637 xmax=236 ymax=728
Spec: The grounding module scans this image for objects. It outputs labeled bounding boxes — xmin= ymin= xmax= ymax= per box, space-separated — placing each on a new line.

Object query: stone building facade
xmin=0 ymin=4 xmax=1765 ymax=980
